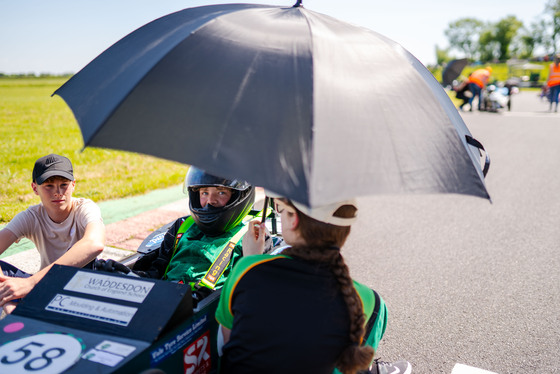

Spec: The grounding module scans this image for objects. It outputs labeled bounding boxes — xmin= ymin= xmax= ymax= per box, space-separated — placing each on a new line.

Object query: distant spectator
xmin=467 ymin=66 xmax=492 ymax=111
xmin=455 ymin=80 xmax=472 ymax=111
xmin=547 ymin=54 xmax=560 ymax=113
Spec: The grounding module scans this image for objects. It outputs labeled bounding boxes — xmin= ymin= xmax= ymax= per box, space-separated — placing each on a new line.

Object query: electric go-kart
xmin=479 ymin=83 xmax=518 ymax=113
xmin=0 ymin=205 xmax=495 ymax=374
xmin=0 ymin=204 xmax=283 ymax=374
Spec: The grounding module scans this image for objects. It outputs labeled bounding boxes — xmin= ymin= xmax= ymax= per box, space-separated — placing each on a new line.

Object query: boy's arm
xmin=0 ymin=220 xmax=105 ymax=306
xmin=0 ymin=229 xmax=18 ymax=257
xmin=53 ymin=220 xmax=106 ymax=267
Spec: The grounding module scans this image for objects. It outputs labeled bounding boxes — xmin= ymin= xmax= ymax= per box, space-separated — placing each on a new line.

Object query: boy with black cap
xmin=0 ymin=154 xmax=105 ymax=313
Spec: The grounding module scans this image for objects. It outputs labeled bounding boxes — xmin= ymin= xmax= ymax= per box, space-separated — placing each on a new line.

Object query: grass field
xmin=0 ymin=77 xmax=187 ymax=223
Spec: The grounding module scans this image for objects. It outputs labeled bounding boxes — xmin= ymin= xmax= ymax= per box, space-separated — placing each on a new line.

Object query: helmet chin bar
xmin=199 ymin=204 xmax=222 ymax=212
xmin=195 ymin=203 xmax=224 ymax=224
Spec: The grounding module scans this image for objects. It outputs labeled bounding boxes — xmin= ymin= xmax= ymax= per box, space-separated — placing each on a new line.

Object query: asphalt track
xmin=3 ymin=91 xmax=558 ymax=373
xmin=344 ymin=91 xmax=559 ymax=373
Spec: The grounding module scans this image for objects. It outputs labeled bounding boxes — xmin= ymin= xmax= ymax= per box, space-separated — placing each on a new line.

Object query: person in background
xmin=216 ymin=193 xmax=411 ymax=374
xmin=455 ymin=79 xmax=472 ymax=111
xmin=0 ymin=154 xmax=105 ymax=314
xmin=466 ymin=66 xmax=492 ymax=111
xmin=546 ymin=54 xmax=560 ymax=113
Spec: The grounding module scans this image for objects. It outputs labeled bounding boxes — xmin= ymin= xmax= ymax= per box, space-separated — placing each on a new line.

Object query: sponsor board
xmin=64 ymin=271 xmax=154 ymax=303
xmin=150 ymin=313 xmax=209 ymax=366
xmin=46 ymin=294 xmax=138 ymax=327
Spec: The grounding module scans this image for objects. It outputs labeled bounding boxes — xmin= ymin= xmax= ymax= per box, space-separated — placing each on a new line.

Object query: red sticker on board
xmin=183 ymin=330 xmax=211 ymax=374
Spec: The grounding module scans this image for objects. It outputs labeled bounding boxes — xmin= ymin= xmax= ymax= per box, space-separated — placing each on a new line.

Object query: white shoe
xmin=372 ymin=359 xmax=412 ymax=374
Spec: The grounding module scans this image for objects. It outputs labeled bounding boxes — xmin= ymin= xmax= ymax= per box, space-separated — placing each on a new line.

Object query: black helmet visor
xmin=184 ymin=167 xmax=250 ymax=193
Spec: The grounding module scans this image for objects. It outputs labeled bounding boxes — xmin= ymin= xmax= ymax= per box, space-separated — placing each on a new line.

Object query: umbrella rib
xmin=212 ymin=52 xmax=261 ymax=159
xmin=295 ymin=7 xmax=315 ymax=201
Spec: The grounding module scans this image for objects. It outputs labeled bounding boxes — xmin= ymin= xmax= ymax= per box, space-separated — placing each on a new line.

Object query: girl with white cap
xmin=216 ymin=194 xmax=411 ymax=374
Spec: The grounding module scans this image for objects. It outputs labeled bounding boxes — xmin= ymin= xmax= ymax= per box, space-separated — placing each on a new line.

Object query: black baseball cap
xmin=32 ymin=154 xmax=74 ymax=185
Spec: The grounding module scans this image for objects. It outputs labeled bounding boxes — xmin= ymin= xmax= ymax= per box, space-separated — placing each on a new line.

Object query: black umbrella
xmin=442 ymin=58 xmax=469 ymax=87
xmin=54 ymin=3 xmax=490 ymax=207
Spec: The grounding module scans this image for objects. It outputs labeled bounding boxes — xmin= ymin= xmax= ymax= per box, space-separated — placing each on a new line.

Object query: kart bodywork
xmin=0 ymin=212 xmax=281 ymax=373
xmin=0 ymin=265 xmax=218 ymax=373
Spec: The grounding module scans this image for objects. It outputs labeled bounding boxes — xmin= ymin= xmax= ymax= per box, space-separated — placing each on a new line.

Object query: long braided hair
xmin=280 ymin=200 xmax=374 ymax=374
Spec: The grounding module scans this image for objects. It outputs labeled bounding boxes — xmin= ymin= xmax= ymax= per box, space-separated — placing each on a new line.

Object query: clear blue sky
xmin=0 ymin=0 xmax=549 ymax=74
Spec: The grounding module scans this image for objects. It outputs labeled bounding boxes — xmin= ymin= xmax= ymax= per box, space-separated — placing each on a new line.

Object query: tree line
xmin=436 ymin=0 xmax=560 ymax=65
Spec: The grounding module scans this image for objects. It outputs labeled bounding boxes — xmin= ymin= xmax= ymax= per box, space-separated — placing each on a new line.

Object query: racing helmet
xmin=184 ymin=167 xmax=255 ymax=236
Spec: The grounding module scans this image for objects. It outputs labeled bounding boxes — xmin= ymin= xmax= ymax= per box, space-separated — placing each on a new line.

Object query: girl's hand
xmin=242 ymin=220 xmax=268 ymax=256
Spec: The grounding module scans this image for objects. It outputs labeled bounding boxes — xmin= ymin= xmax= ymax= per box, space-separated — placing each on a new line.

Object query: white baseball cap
xmin=265 ymin=190 xmax=357 ymax=227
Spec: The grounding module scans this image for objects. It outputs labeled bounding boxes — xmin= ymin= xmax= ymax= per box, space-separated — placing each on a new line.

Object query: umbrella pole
xmin=261 ymin=197 xmax=269 ymax=224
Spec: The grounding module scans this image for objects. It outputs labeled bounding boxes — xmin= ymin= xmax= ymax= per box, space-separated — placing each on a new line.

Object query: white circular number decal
xmin=0 ymin=333 xmax=83 ymax=374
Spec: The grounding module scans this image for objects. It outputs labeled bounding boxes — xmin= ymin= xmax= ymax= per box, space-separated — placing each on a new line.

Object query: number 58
xmin=1 ymin=341 xmax=65 ymax=371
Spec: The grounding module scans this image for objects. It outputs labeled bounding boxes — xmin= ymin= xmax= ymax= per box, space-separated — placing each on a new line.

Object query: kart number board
xmin=0 ymin=332 xmax=83 ymax=374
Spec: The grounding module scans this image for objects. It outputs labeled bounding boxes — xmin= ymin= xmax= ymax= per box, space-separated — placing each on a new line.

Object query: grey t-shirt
xmin=5 ymin=198 xmax=103 ymax=269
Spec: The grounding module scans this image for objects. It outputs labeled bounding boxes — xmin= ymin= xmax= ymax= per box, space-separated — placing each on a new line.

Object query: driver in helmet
xmin=96 ymin=167 xmax=256 ymax=291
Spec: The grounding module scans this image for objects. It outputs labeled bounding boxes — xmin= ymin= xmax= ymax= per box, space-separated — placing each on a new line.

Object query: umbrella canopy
xmin=54 ymin=3 xmax=490 ymax=207
xmin=442 ymin=58 xmax=469 ymax=87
